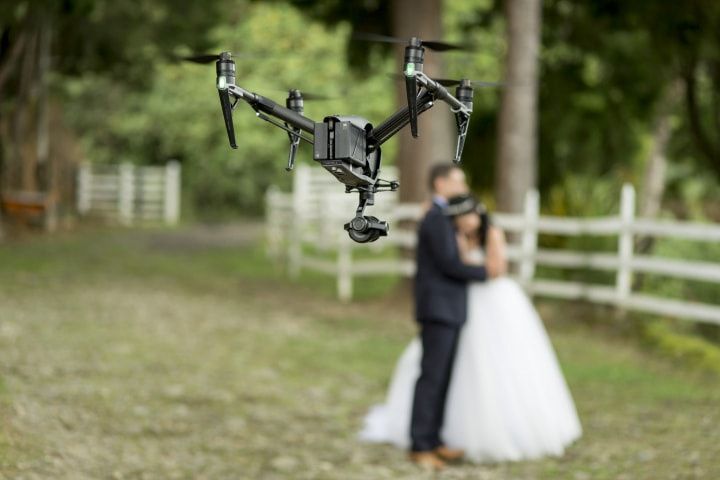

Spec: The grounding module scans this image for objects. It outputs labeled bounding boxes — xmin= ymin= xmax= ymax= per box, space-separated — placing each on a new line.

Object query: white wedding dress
xmin=359 ymin=250 xmax=582 ymax=462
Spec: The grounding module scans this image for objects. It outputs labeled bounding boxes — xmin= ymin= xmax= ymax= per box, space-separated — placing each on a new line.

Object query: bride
xmin=359 ymin=194 xmax=582 ymax=462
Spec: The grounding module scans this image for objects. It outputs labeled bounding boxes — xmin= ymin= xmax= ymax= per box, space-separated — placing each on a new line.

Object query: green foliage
xmin=443 ymin=0 xmax=505 ymax=191
xmin=643 ymin=320 xmax=720 ymax=375
xmin=60 ymin=2 xmax=395 ymax=215
xmin=1 ymin=0 xmax=222 ymax=86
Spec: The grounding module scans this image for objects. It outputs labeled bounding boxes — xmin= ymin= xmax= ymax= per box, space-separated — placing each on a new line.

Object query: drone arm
xmin=415 ymin=72 xmax=474 ymax=163
xmin=369 ymin=91 xmax=435 ymax=147
xmin=369 ymin=73 xmax=473 ymax=152
xmin=227 ymin=85 xmax=315 ymax=134
xmin=414 ymin=72 xmax=471 ymax=115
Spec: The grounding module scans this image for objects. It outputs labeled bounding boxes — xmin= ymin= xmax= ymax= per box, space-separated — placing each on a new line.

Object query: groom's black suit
xmin=410 ymin=199 xmax=487 ymax=452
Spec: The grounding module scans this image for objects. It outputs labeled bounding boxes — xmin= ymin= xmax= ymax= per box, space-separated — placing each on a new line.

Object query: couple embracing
xmin=360 ymin=164 xmax=582 ymax=470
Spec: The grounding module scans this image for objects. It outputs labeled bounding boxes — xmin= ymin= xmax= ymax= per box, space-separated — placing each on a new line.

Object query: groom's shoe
xmin=409 ymin=451 xmax=445 ymax=470
xmin=434 ymin=445 xmax=465 ymax=462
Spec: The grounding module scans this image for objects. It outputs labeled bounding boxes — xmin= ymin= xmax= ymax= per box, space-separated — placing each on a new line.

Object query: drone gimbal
xmin=214 ymin=37 xmax=475 ymax=243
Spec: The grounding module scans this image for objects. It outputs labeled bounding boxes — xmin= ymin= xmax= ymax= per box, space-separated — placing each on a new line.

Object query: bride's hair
xmin=446 ymin=194 xmax=491 ymax=248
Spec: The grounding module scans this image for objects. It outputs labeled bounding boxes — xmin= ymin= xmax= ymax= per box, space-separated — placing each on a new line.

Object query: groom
xmin=409 ymin=164 xmax=492 ymax=470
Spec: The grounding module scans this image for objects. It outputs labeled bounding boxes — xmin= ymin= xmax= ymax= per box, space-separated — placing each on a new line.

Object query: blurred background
xmin=1 ymin=0 xmax=719 ymax=478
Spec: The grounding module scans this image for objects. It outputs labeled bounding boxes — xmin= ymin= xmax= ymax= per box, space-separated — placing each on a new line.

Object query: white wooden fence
xmin=265 ymin=165 xmax=720 ymax=325
xmin=77 ymin=161 xmax=181 ymax=225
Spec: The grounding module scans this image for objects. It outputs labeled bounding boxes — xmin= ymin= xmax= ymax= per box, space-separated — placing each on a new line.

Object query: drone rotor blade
xmin=421 ymin=40 xmax=473 ymax=52
xmin=470 ymin=80 xmax=504 ymax=88
xmin=353 ymin=33 xmax=473 ymax=52
xmin=352 ymin=32 xmax=407 ymax=44
xmin=178 ymin=51 xmax=273 ymax=65
xmin=296 ymin=91 xmax=335 ymax=101
xmin=434 ymin=78 xmax=461 ymax=87
xmin=179 ymin=53 xmax=219 ymax=64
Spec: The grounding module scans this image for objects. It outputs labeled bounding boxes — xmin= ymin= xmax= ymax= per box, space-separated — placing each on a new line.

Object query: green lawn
xmin=0 ymin=226 xmax=718 ymax=479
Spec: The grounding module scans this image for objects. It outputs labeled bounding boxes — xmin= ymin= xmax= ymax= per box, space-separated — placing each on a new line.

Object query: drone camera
xmin=344 ymin=215 xmax=389 ymax=243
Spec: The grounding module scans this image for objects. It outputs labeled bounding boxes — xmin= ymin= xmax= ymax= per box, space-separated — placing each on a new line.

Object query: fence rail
xmin=265 ymin=165 xmax=720 ymax=325
xmin=77 ymin=161 xmax=181 ymax=225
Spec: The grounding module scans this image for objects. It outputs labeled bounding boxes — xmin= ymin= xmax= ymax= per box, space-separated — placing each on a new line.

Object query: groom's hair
xmin=428 ymin=163 xmax=460 ymax=192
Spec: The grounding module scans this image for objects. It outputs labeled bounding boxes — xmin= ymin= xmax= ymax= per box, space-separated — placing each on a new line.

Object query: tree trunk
xmin=13 ymin=27 xmax=38 ymax=192
xmin=636 ymin=80 xmax=683 ymax=256
xmin=391 ymin=0 xmax=454 ymax=204
xmin=0 ymin=28 xmax=28 ymax=100
xmin=633 ymin=80 xmax=682 ymax=286
xmin=495 ymin=0 xmax=542 ymax=214
xmin=638 ymin=80 xmax=683 ymax=222
xmin=35 ymin=16 xmax=51 ymax=193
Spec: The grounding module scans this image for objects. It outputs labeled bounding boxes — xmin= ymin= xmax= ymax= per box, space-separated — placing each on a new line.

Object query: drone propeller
xmin=176 ymin=52 xmax=272 ymax=64
xmin=297 ymin=91 xmax=335 ymax=101
xmin=179 ymin=53 xmax=221 ymax=64
xmin=352 ymin=32 xmax=474 ymax=52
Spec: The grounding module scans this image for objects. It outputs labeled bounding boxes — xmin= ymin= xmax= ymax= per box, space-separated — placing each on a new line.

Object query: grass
xmin=0 ymin=225 xmax=719 ymax=479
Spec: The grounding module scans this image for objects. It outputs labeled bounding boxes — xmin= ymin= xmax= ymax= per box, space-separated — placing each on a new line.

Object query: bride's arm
xmin=486 ymin=226 xmax=508 ymax=276
xmin=456 ymin=232 xmax=483 ymax=265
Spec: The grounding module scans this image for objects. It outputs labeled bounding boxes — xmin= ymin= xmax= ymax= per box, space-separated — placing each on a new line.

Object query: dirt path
xmin=0 ymin=227 xmax=718 ymax=479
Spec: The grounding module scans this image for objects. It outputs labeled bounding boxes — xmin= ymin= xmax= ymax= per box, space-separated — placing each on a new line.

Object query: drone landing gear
xmin=343 ymin=180 xmax=397 ymax=243
xmin=286 ymin=126 xmax=301 ymax=171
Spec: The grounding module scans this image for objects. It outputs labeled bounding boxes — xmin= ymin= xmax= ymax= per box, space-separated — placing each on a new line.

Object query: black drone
xmin=192 ymin=36 xmax=494 ymax=243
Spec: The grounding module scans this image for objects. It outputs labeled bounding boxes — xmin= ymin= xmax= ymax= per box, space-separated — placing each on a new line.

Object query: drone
xmin=191 ymin=35 xmax=496 ymax=243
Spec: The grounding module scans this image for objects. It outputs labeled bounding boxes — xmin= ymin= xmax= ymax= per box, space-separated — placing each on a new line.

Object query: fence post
xmin=519 ymin=189 xmax=539 ymax=287
xmin=265 ymin=186 xmax=283 ymax=259
xmin=288 ymin=165 xmax=310 ymax=278
xmin=118 ymin=163 xmax=135 ymax=225
xmin=616 ymin=183 xmax=636 ymax=305
xmin=163 ymin=160 xmax=181 ymax=225
xmin=77 ymin=163 xmax=92 ymax=214
xmin=337 ymin=233 xmax=353 ymax=302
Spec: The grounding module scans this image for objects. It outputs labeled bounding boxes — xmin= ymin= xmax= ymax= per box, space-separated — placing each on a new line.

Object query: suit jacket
xmin=414 ymin=202 xmax=487 ymax=326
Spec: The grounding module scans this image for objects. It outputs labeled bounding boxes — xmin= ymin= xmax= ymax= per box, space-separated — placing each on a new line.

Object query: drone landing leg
xmin=285 ymin=126 xmax=301 ymax=171
xmin=454 ymin=113 xmax=470 ymax=164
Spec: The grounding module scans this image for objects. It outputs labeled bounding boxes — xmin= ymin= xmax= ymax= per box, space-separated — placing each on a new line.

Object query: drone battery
xmin=313 ymin=116 xmax=374 ymax=187
xmin=334 ymin=122 xmax=366 ymax=166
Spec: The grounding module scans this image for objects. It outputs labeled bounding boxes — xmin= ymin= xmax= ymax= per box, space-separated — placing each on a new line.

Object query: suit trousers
xmin=409 ymin=319 xmax=462 ymax=452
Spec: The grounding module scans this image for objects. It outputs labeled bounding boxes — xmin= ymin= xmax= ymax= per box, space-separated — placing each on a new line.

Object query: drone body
xmin=313 ymin=115 xmax=378 ymax=188
xmin=207 ymin=37 xmax=486 ymax=243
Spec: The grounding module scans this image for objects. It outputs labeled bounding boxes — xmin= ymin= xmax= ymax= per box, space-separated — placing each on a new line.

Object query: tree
xmin=495 ymin=0 xmax=542 ymax=214
xmin=390 ymin=0 xmax=455 ymax=204
xmin=0 ymin=0 xmax=222 ymax=199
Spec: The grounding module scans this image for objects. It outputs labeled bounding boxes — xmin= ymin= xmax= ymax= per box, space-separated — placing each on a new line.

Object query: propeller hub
xmin=216 ymin=53 xmax=235 ymax=89
xmin=286 ymin=89 xmax=304 ymax=113
xmin=404 ymin=40 xmax=424 ymax=76
xmin=456 ymin=79 xmax=474 ymax=110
